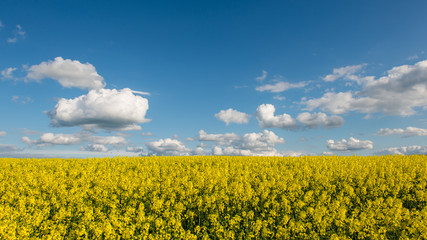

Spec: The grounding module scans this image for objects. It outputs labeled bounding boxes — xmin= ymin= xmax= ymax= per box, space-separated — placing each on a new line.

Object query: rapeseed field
xmin=0 ymin=155 xmax=426 ymax=239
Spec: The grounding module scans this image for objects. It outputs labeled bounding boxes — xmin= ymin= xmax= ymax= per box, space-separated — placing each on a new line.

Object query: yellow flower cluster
xmin=0 ymin=155 xmax=426 ymax=239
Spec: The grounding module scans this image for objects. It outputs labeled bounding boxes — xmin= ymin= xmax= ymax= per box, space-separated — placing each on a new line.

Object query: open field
xmin=0 ymin=155 xmax=426 ymax=239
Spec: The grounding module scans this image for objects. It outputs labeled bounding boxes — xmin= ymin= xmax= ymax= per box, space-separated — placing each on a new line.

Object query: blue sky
xmin=1 ymin=0 xmax=427 ymax=157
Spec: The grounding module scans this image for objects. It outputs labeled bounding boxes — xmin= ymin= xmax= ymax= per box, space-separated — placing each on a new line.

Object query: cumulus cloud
xmin=303 ymin=91 xmax=358 ymax=115
xmin=200 ymin=129 xmax=285 ymax=156
xmin=0 ymin=131 xmax=6 ymax=136
xmin=282 ymin=151 xmax=308 ymax=157
xmin=255 ymin=104 xmax=298 ymax=130
xmin=255 ymin=104 xmax=344 ymax=130
xmin=1 ymin=67 xmax=17 ymax=79
xmin=256 ymin=81 xmax=306 ymax=93
xmin=239 ymin=130 xmax=285 ymax=150
xmin=87 ymin=135 xmax=126 ymax=145
xmin=47 ymin=88 xmax=149 ymax=131
xmin=376 ymin=145 xmax=427 ymax=155
xmin=22 ymin=132 xmax=126 ymax=148
xmin=256 ymin=70 xmax=268 ymax=81
xmin=146 ymin=138 xmax=191 ymax=156
xmin=22 ymin=133 xmax=80 ymax=147
xmin=26 ymin=57 xmax=105 ymax=90
xmin=144 ymin=130 xmax=288 ymax=157
xmin=198 ymin=130 xmax=240 ymax=145
xmin=296 ymin=112 xmax=344 ymax=129
xmin=360 ymin=60 xmax=427 ymax=115
xmin=305 ymin=60 xmax=427 ymax=116
xmin=326 ymin=137 xmax=373 ymax=151
xmin=215 ymin=108 xmax=251 ymax=125
xmin=192 ymin=147 xmax=205 ymax=155
xmin=376 ymin=126 xmax=427 ymax=137
xmin=82 ymin=144 xmax=108 ymax=152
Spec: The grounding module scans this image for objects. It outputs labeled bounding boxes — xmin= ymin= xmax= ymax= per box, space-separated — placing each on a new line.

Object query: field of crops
xmin=0 ymin=155 xmax=426 ymax=239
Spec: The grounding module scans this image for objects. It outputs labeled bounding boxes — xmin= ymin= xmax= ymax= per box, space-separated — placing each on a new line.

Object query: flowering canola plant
xmin=0 ymin=155 xmax=426 ymax=239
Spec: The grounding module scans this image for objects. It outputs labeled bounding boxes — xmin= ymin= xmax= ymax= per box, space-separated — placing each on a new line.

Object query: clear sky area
xmin=1 ymin=0 xmax=427 ymax=157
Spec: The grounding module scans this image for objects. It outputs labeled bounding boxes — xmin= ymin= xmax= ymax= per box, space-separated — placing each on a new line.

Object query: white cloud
xmin=323 ymin=64 xmax=374 ymax=84
xmin=131 ymin=90 xmax=151 ymax=96
xmin=87 ymin=135 xmax=126 ymax=145
xmin=213 ymin=146 xmax=282 ymax=157
xmin=39 ymin=133 xmax=80 ymax=145
xmin=256 ymin=81 xmax=306 ymax=93
xmin=215 ymin=108 xmax=251 ymax=125
xmin=192 ymin=147 xmax=205 ymax=155
xmin=47 ymin=88 xmax=149 ymax=131
xmin=322 ymin=151 xmax=334 ymax=156
xmin=255 ymin=104 xmax=298 ymax=130
xmin=360 ymin=60 xmax=427 ymax=115
xmin=22 ymin=132 xmax=126 ymax=148
xmin=256 ymin=104 xmax=344 ymax=130
xmin=213 ymin=147 xmax=255 ymax=156
xmin=26 ymin=57 xmax=106 ymax=90
xmin=7 ymin=25 xmax=26 ymax=43
xmin=273 ymin=95 xmax=286 ymax=101
xmin=376 ymin=145 xmax=427 ymax=155
xmin=7 ymin=37 xmax=17 ymax=43
xmin=7 ymin=38 xmax=18 ymax=43
xmin=82 ymin=144 xmax=108 ymax=152
xmin=11 ymin=96 xmax=33 ymax=104
xmin=146 ymin=138 xmax=191 ymax=156
xmin=376 ymin=126 xmax=427 ymax=137
xmin=0 ymin=131 xmax=6 ymax=137
xmin=144 ymin=130 xmax=287 ymax=157
xmin=22 ymin=133 xmax=80 ymax=147
xmin=212 ymin=146 xmax=223 ymax=155
xmin=198 ymin=130 xmax=240 ymax=145
xmin=296 ymin=112 xmax=344 ymax=129
xmin=326 ymin=137 xmax=373 ymax=151
xmin=141 ymin=132 xmax=153 ymax=136
xmin=1 ymin=67 xmax=17 ymax=79
xmin=186 ymin=137 xmax=195 ymax=141
xmin=126 ymin=146 xmax=144 ymax=153
xmin=240 ymin=130 xmax=285 ymax=150
xmin=256 ymin=70 xmax=268 ymax=81
xmin=200 ymin=129 xmax=285 ymax=156
xmin=303 ymin=91 xmax=358 ymax=115
xmin=306 ymin=60 xmax=427 ymax=116
xmin=282 ymin=151 xmax=306 ymax=157
xmin=16 ymin=25 xmax=25 ymax=35
xmin=198 ymin=143 xmax=208 ymax=148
